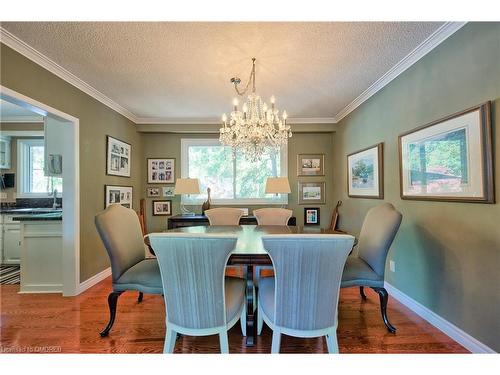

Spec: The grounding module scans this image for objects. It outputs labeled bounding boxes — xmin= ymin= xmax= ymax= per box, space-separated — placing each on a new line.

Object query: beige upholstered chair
xmin=341 ymin=203 xmax=402 ymax=333
xmin=258 ymin=234 xmax=355 ymax=353
xmin=95 ymin=204 xmax=163 ymax=337
xmin=205 ymin=208 xmax=244 ymax=225
xmin=253 ymin=208 xmax=293 ymax=226
xmin=148 ymin=233 xmax=246 ymax=353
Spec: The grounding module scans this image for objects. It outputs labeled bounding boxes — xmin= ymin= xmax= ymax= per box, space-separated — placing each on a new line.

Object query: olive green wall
xmin=332 ymin=23 xmax=500 ymax=351
xmin=141 ymin=132 xmax=335 ymax=232
xmin=1 ymin=44 xmax=144 ymax=282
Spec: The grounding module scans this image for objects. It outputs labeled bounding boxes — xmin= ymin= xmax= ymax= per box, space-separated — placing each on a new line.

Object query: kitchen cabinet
xmin=2 ymin=215 xmax=21 ymax=264
xmin=0 ymin=136 xmax=11 ymax=169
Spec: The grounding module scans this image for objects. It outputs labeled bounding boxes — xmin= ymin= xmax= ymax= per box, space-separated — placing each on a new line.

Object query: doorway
xmin=1 ymin=85 xmax=80 ymax=296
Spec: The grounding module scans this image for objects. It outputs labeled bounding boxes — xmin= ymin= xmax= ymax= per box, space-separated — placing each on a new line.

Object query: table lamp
xmin=174 ymin=178 xmax=201 ymax=216
xmin=265 ymin=177 xmax=291 ymax=208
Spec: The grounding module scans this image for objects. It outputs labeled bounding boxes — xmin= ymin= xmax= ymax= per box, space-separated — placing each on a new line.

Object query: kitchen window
xmin=17 ymin=139 xmax=62 ymax=197
xmin=181 ymin=138 xmax=288 ymax=205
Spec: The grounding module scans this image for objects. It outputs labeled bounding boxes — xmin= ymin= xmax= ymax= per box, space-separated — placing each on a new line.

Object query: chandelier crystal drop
xmin=219 ymin=58 xmax=292 ymax=162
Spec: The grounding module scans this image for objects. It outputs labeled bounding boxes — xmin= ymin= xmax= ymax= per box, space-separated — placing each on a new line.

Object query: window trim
xmin=181 ymin=138 xmax=288 ymax=205
xmin=16 ymin=138 xmax=62 ymax=198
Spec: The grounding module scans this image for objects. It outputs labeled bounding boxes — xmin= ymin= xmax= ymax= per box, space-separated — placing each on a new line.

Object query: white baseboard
xmin=77 ymin=267 xmax=111 ymax=294
xmin=18 ymin=284 xmax=63 ymax=293
xmin=385 ymin=281 xmax=496 ymax=353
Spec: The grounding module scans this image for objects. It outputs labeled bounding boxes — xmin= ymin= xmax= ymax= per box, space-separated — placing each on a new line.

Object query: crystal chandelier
xmin=219 ymin=58 xmax=292 ymax=162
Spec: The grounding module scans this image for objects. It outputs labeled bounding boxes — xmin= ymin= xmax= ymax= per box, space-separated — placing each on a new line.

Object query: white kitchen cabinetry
xmin=0 ymin=136 xmax=11 ymax=169
xmin=44 ymin=117 xmax=66 ymax=176
xmin=1 ymin=215 xmax=21 ymax=264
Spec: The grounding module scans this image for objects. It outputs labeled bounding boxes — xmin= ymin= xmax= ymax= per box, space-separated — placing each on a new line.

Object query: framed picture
xmin=147 ymin=187 xmax=160 ymax=197
xmin=106 ymin=136 xmax=131 ymax=177
xmin=298 ymin=181 xmax=325 ymax=204
xmin=152 ymin=200 xmax=172 ymax=216
xmin=148 ymin=158 xmax=175 ymax=183
xmin=304 ymin=207 xmax=320 ymax=225
xmin=297 ymin=154 xmax=325 ymax=176
xmin=105 ymin=185 xmax=133 ymax=209
xmin=399 ymin=102 xmax=494 ymax=203
xmin=347 ymin=143 xmax=384 ymax=199
xmin=163 ymin=186 xmax=175 ymax=197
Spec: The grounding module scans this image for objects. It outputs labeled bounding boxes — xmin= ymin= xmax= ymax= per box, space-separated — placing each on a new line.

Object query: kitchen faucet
xmin=49 ymin=187 xmax=60 ymax=209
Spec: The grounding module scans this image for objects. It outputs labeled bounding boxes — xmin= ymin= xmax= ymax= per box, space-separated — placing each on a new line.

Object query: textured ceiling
xmin=2 ymin=22 xmax=443 ymax=120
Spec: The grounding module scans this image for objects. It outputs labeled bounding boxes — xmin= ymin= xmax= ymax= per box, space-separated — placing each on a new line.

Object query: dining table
xmin=166 ymin=224 xmax=351 ymax=346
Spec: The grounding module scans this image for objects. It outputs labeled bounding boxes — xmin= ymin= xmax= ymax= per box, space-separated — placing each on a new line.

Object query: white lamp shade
xmin=174 ymin=178 xmax=201 ymax=195
xmin=265 ymin=177 xmax=291 ymax=194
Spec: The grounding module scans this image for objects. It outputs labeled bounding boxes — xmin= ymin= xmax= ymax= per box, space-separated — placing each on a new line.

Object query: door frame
xmin=1 ymin=85 xmax=80 ymax=296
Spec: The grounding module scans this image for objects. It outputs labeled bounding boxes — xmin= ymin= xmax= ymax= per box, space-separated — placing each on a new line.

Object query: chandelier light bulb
xmin=282 ymin=110 xmax=288 ymax=120
xmin=270 ymin=95 xmax=275 ymax=104
xmin=242 ymin=103 xmax=248 ymax=113
xmin=232 ymin=98 xmax=239 ymax=106
xmin=222 ymin=113 xmax=227 ymax=122
xmin=263 ymin=103 xmax=268 ymax=113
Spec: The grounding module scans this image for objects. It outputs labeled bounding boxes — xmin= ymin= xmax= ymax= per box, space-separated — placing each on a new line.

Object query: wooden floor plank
xmin=0 ymin=278 xmax=468 ymax=354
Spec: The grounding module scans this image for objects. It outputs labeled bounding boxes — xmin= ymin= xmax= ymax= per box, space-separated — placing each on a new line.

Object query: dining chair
xmin=253 ymin=208 xmax=293 ymax=284
xmin=148 ymin=233 xmax=246 ymax=353
xmin=205 ymin=208 xmax=245 ymax=277
xmin=258 ymin=234 xmax=355 ymax=353
xmin=95 ymin=204 xmax=163 ymax=337
xmin=205 ymin=207 xmax=244 ymax=225
xmin=340 ymin=202 xmax=402 ymax=333
xmin=253 ymin=208 xmax=293 ymax=226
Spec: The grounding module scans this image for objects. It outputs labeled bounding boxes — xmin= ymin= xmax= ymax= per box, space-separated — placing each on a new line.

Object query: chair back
xmin=95 ymin=204 xmax=146 ymax=282
xmin=205 ymin=208 xmax=243 ymax=225
xmin=262 ymin=234 xmax=354 ymax=331
xmin=148 ymin=233 xmax=238 ymax=330
xmin=357 ymin=203 xmax=402 ymax=277
xmin=254 ymin=208 xmax=292 ymax=226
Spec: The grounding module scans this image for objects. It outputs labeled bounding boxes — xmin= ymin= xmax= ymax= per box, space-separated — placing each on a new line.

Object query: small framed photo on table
xmin=152 ymin=200 xmax=172 ymax=216
xmin=106 ymin=136 xmax=131 ymax=177
xmin=105 ymin=185 xmax=133 ymax=209
xmin=304 ymin=207 xmax=320 ymax=225
xmin=148 ymin=158 xmax=175 ymax=183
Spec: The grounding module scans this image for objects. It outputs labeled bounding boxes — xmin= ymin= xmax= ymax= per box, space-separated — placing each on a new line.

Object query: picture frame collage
xmin=297 ymin=153 xmax=325 ymax=226
xmin=146 ymin=158 xmax=176 ymax=216
xmin=105 ymin=135 xmax=133 ymax=209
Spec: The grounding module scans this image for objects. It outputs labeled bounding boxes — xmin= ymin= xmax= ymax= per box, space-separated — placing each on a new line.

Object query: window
xmin=17 ymin=139 xmax=62 ymax=197
xmin=181 ymin=138 xmax=288 ymax=205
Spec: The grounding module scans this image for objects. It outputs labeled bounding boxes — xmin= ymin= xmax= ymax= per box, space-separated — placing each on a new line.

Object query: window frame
xmin=181 ymin=138 xmax=288 ymax=205
xmin=16 ymin=138 xmax=62 ymax=198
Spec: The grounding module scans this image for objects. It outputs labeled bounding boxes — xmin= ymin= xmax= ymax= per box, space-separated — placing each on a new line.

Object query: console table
xmin=167 ymin=214 xmax=296 ymax=229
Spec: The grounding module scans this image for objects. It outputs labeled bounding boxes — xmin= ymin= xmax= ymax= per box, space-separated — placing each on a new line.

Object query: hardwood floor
xmin=0 ymin=277 xmax=467 ymax=354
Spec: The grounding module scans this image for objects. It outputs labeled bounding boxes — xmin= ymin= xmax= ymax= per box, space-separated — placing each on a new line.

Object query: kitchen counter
xmin=13 ymin=212 xmax=63 ymax=221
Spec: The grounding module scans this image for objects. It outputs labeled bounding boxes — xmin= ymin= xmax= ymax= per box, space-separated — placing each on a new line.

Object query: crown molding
xmin=0 ymin=27 xmax=138 ymax=123
xmin=134 ymin=116 xmax=336 ymax=125
xmin=333 ymin=22 xmax=467 ymax=123
xmin=0 ymin=115 xmax=44 ymax=123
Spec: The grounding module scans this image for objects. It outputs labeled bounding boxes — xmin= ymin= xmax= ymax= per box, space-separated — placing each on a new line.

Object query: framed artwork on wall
xmin=163 ymin=186 xmax=175 ymax=197
xmin=399 ymin=102 xmax=493 ymax=203
xmin=347 ymin=143 xmax=384 ymax=199
xmin=297 ymin=154 xmax=325 ymax=176
xmin=152 ymin=200 xmax=172 ymax=216
xmin=147 ymin=187 xmax=160 ymax=197
xmin=106 ymin=136 xmax=131 ymax=177
xmin=105 ymin=185 xmax=133 ymax=209
xmin=304 ymin=207 xmax=320 ymax=225
xmin=148 ymin=158 xmax=175 ymax=183
xmin=298 ymin=181 xmax=325 ymax=205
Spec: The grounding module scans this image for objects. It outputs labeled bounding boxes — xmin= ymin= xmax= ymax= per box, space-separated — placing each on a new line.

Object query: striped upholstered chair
xmin=258 ymin=234 xmax=355 ymax=353
xmin=148 ymin=233 xmax=246 ymax=353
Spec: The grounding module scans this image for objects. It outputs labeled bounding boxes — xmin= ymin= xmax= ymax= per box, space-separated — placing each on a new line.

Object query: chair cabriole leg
xmin=138 ymin=292 xmax=143 ymax=303
xmin=372 ymin=287 xmax=396 ymax=333
xmin=359 ymin=286 xmax=367 ymax=300
xmin=100 ymin=291 xmax=123 ymax=337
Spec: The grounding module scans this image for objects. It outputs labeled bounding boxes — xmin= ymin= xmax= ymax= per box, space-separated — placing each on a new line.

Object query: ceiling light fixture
xmin=219 ymin=58 xmax=292 ymax=162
